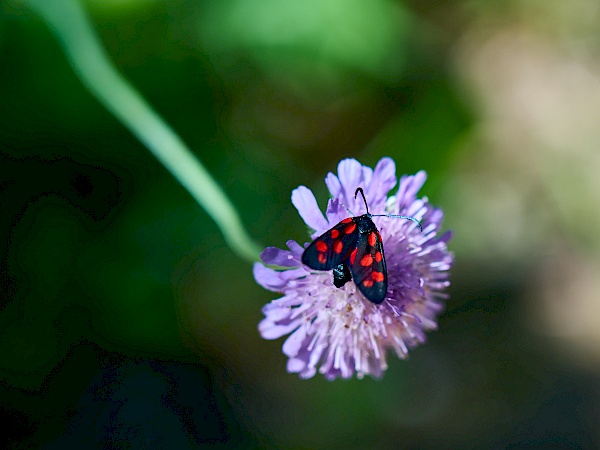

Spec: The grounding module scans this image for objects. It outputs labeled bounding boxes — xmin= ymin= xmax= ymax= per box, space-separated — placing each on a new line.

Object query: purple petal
xmin=282 ymin=326 xmax=307 ymax=356
xmin=260 ymin=247 xmax=297 ymax=267
xmin=299 ymin=365 xmax=317 ymax=379
xmin=262 ymin=304 xmax=292 ymax=322
xmin=397 ymin=171 xmax=427 ymax=211
xmin=253 ymin=263 xmax=287 ymax=292
xmin=287 ymin=358 xmax=306 ymax=373
xmin=337 ymin=159 xmax=363 ymax=200
xmin=361 ymin=165 xmax=373 ymax=189
xmin=325 ymin=172 xmax=342 ymax=200
xmin=325 ymin=198 xmax=348 ymax=224
xmin=435 ymin=230 xmax=453 ymax=244
xmin=367 ymin=157 xmax=397 ymax=203
xmin=259 ymin=318 xmax=302 ymax=340
xmin=424 ymin=208 xmax=444 ymax=228
xmin=279 ymin=268 xmax=308 ymax=282
xmin=286 ymin=240 xmax=305 ymax=259
xmin=291 ymin=186 xmax=328 ymax=231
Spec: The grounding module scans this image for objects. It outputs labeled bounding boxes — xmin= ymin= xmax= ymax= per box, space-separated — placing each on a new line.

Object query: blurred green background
xmin=2 ymin=0 xmax=600 ymax=448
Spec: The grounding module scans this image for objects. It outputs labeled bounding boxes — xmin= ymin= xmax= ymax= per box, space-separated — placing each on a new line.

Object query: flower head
xmin=254 ymin=157 xmax=452 ymax=380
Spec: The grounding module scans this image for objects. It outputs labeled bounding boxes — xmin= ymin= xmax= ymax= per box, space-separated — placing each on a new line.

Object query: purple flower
xmin=254 ymin=158 xmax=453 ymax=380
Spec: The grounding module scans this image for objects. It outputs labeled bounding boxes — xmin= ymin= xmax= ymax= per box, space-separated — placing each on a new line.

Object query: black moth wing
xmin=302 ymin=218 xmax=360 ymax=271
xmin=348 ymin=227 xmax=388 ymax=304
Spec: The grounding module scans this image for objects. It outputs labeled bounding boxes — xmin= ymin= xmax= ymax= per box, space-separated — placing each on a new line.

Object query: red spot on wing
xmin=368 ymin=232 xmax=376 ymax=247
xmin=330 ymin=229 xmax=339 ymax=239
xmin=318 ymin=253 xmax=327 ymax=264
xmin=341 ymin=218 xmax=353 ymax=224
xmin=333 ymin=240 xmax=343 ymax=254
xmin=372 ymin=271 xmax=384 ymax=282
xmin=316 ymin=241 xmax=328 ymax=252
xmin=349 ymin=248 xmax=358 ymax=265
xmin=362 ymin=279 xmax=374 ymax=288
xmin=375 ymin=251 xmax=382 ymax=262
xmin=344 ymin=223 xmax=357 ymax=234
xmin=360 ymin=254 xmax=373 ymax=267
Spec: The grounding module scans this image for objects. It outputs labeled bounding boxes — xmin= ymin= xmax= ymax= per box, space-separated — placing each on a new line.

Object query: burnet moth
xmin=301 ymin=187 xmax=421 ymax=304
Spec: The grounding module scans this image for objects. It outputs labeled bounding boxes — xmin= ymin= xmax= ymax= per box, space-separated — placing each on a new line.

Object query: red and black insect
xmin=302 ymin=187 xmax=421 ymax=304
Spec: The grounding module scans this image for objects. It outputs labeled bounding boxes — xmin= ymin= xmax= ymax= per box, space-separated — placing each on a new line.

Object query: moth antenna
xmin=371 ymin=213 xmax=423 ymax=232
xmin=354 ymin=186 xmax=422 ymax=231
xmin=337 ymin=199 xmax=355 ymax=216
xmin=354 ymin=187 xmax=369 ymax=214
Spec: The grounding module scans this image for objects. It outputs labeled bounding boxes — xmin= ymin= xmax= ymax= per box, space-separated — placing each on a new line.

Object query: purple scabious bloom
xmin=254 ymin=157 xmax=453 ymax=380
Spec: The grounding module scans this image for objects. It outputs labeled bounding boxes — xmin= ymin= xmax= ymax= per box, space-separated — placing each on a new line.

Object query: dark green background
xmin=2 ymin=0 xmax=599 ymax=448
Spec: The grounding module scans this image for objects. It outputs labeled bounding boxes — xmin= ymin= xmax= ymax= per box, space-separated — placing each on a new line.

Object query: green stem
xmin=25 ymin=0 xmax=262 ymax=263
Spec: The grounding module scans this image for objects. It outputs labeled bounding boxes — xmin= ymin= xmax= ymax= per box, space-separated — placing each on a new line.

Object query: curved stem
xmin=25 ymin=0 xmax=262 ymax=263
